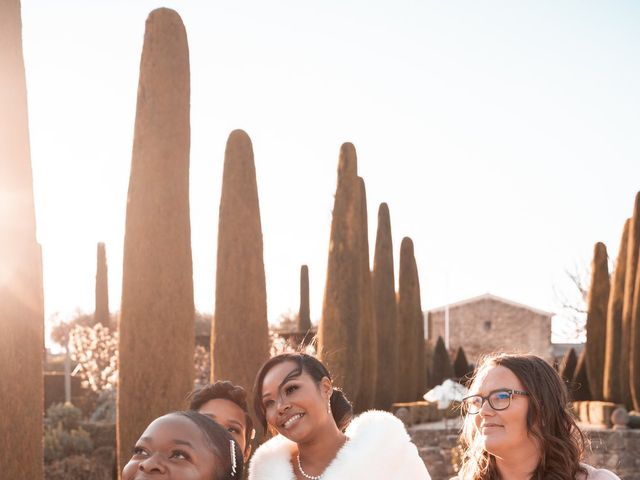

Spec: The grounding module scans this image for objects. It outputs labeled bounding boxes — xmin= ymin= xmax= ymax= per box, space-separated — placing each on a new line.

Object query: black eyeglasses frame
xmin=461 ymin=388 xmax=529 ymax=414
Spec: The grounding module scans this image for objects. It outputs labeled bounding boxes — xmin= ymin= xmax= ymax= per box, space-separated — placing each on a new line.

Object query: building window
xmin=483 ymin=320 xmax=492 ymax=332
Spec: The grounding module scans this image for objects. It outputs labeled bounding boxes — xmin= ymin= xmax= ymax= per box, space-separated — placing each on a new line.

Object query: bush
xmin=45 ymin=455 xmax=93 ymax=480
xmin=81 ymin=421 xmax=115 ymax=449
xmin=90 ymin=390 xmax=116 ymax=423
xmin=44 ymin=423 xmax=93 ymax=462
xmin=45 ymin=402 xmax=82 ymax=430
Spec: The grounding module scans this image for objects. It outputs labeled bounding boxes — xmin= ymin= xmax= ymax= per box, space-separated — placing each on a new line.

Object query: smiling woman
xmin=456 ymin=354 xmax=620 ymax=480
xmin=122 ymin=411 xmax=243 ymax=480
xmin=249 ymin=353 xmax=430 ymax=480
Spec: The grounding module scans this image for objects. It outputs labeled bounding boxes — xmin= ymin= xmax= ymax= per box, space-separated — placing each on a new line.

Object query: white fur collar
xmin=248 ymin=410 xmax=430 ymax=480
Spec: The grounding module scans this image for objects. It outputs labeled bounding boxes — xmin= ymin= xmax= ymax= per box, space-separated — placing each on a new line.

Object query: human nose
xmin=276 ymin=393 xmax=291 ymax=414
xmin=478 ymin=397 xmax=495 ymax=415
xmin=138 ymin=453 xmax=167 ymax=474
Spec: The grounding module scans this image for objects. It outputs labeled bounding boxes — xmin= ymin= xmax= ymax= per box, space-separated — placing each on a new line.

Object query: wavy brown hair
xmin=458 ymin=353 xmax=587 ymax=480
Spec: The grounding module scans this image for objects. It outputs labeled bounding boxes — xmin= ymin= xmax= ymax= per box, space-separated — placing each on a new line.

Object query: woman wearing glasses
xmin=456 ymin=353 xmax=619 ymax=480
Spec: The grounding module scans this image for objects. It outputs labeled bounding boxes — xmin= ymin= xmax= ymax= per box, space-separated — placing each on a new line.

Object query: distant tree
xmin=429 ymin=336 xmax=455 ymax=389
xmin=604 ymin=219 xmax=629 ymax=403
xmin=69 ymin=323 xmax=118 ymax=394
xmin=571 ymin=349 xmax=591 ymax=401
xmin=298 ymin=265 xmax=311 ymax=334
xmin=585 ymin=242 xmax=610 ymax=400
xmin=558 ymin=347 xmax=578 ymax=384
xmin=318 ymin=143 xmax=363 ymax=404
xmin=453 ymin=346 xmax=472 ymax=382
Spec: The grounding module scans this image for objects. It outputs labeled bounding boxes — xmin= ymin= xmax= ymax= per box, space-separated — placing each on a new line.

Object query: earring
xmin=327 ymin=399 xmax=332 ymax=415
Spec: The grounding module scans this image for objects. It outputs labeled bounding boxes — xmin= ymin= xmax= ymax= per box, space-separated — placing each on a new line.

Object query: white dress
xmin=248 ymin=410 xmax=431 ymax=480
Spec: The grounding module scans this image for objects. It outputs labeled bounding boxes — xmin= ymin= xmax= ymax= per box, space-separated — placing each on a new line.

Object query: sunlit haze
xmin=19 ymin=0 xmax=640 ymax=346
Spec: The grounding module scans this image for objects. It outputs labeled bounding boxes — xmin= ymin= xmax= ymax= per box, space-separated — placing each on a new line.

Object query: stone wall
xmin=409 ymin=424 xmax=640 ymax=480
xmin=427 ymin=294 xmax=552 ymax=363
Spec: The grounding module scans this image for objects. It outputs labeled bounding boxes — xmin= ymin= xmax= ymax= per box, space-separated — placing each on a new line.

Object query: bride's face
xmin=260 ymin=360 xmax=332 ymax=442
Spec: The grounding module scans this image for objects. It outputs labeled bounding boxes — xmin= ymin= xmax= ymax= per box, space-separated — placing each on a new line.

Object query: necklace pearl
xmin=297 ymin=454 xmax=323 ymax=480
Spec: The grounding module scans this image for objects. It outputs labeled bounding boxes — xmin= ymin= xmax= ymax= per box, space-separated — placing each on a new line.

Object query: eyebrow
xmin=262 ymin=367 xmax=301 ymax=400
xmin=139 ymin=436 xmax=194 ymax=448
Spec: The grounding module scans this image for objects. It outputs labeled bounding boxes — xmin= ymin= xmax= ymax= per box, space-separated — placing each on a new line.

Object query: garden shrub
xmin=44 ymin=423 xmax=93 ymax=462
xmin=45 ymin=402 xmax=82 ymax=430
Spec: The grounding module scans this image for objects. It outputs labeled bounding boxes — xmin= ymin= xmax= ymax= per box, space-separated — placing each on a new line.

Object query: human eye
xmin=492 ymin=391 xmax=511 ymax=400
xmin=263 ymin=399 xmax=275 ymax=409
xmin=227 ymin=426 xmax=239 ymax=434
xmin=132 ymin=446 xmax=149 ymax=457
xmin=170 ymin=450 xmax=191 ymax=461
xmin=285 ymin=384 xmax=299 ymax=395
xmin=464 ymin=396 xmax=482 ymax=409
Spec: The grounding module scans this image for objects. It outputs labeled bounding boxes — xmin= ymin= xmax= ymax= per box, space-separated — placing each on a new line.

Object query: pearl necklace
xmin=297 ymin=454 xmax=323 ymax=480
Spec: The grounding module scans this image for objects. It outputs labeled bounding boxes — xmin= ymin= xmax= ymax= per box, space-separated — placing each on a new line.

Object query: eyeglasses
xmin=461 ymin=389 xmax=529 ymax=414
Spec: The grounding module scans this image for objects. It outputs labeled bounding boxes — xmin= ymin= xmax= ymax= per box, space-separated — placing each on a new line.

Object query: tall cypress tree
xmin=558 ymin=347 xmax=578 ymax=384
xmin=604 ymin=220 xmax=629 ymax=403
xmin=430 ymin=336 xmax=454 ymax=389
xmin=373 ymin=203 xmax=398 ymax=410
xmin=621 ymin=192 xmax=640 ymax=409
xmin=354 ymin=177 xmax=377 ymax=412
xmin=94 ymin=242 xmax=110 ymax=326
xmin=397 ymin=237 xmax=422 ymax=401
xmin=631 ymin=233 xmax=640 ymax=411
xmin=585 ymin=242 xmax=610 ymax=401
xmin=572 ymin=349 xmax=591 ymax=401
xmin=298 ymin=265 xmax=311 ymax=336
xmin=318 ymin=143 xmax=362 ymax=403
xmin=453 ymin=346 xmax=472 ymax=382
xmin=0 ymin=1 xmax=44 ymax=476
xmin=212 ymin=130 xmax=270 ymax=400
xmin=117 ymin=9 xmax=194 ymax=473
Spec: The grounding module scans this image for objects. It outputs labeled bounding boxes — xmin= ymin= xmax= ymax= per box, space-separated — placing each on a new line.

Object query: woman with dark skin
xmin=187 ymin=380 xmax=255 ymax=462
xmin=248 ymin=353 xmax=430 ymax=480
xmin=122 ymin=411 xmax=243 ymax=480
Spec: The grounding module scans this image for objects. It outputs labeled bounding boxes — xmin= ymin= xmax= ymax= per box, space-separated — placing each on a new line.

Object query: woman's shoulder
xmin=345 ymin=409 xmax=410 ymax=439
xmin=578 ymin=464 xmax=621 ymax=480
xmin=248 ymin=434 xmax=296 ymax=480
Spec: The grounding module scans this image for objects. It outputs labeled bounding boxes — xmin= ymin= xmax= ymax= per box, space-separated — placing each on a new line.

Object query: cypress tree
xmin=117 ymin=9 xmax=194 ymax=473
xmin=572 ymin=349 xmax=591 ymax=401
xmin=318 ymin=143 xmax=362 ymax=403
xmin=631 ymin=234 xmax=640 ymax=411
xmin=397 ymin=237 xmax=423 ymax=401
xmin=453 ymin=346 xmax=472 ymax=382
xmin=373 ymin=203 xmax=398 ymax=410
xmin=585 ymin=242 xmax=610 ymax=400
xmin=621 ymin=192 xmax=640 ymax=409
xmin=212 ymin=130 xmax=270 ymax=397
xmin=430 ymin=336 xmax=455 ymax=389
xmin=558 ymin=347 xmax=578 ymax=384
xmin=0 ymin=1 xmax=44 ymax=476
xmin=298 ymin=265 xmax=311 ymax=336
xmin=354 ymin=177 xmax=377 ymax=412
xmin=604 ymin=220 xmax=629 ymax=403
xmin=95 ymin=242 xmax=110 ymax=326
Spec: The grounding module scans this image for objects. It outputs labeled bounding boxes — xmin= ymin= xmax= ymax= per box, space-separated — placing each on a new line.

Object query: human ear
xmin=320 ymin=376 xmax=333 ymax=399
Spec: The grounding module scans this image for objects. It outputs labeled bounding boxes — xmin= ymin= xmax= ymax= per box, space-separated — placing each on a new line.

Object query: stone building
xmin=426 ymin=293 xmax=553 ymax=363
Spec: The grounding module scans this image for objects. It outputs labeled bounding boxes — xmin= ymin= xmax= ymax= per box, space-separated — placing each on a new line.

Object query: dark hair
xmin=173 ymin=411 xmax=244 ymax=480
xmin=458 ymin=353 xmax=587 ymax=480
xmin=187 ymin=381 xmax=254 ymax=450
xmin=253 ymin=353 xmax=353 ymax=432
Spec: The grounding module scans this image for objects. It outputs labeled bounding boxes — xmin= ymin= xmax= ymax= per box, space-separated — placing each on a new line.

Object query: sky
xmin=18 ymin=0 xmax=640 ymax=345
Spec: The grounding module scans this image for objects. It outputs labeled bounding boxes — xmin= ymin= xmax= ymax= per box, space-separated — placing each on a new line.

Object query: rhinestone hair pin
xmin=230 ymin=439 xmax=237 ymax=476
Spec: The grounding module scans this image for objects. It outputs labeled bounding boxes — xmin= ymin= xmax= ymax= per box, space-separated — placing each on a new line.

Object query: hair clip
xmin=230 ymin=439 xmax=237 ymax=476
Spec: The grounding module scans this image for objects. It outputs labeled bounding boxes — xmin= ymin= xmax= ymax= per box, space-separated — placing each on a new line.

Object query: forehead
xmin=199 ymin=398 xmax=246 ymax=426
xmin=142 ymin=415 xmax=207 ymax=446
xmin=262 ymin=361 xmax=309 ymax=394
xmin=472 ymin=365 xmax=524 ymax=394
